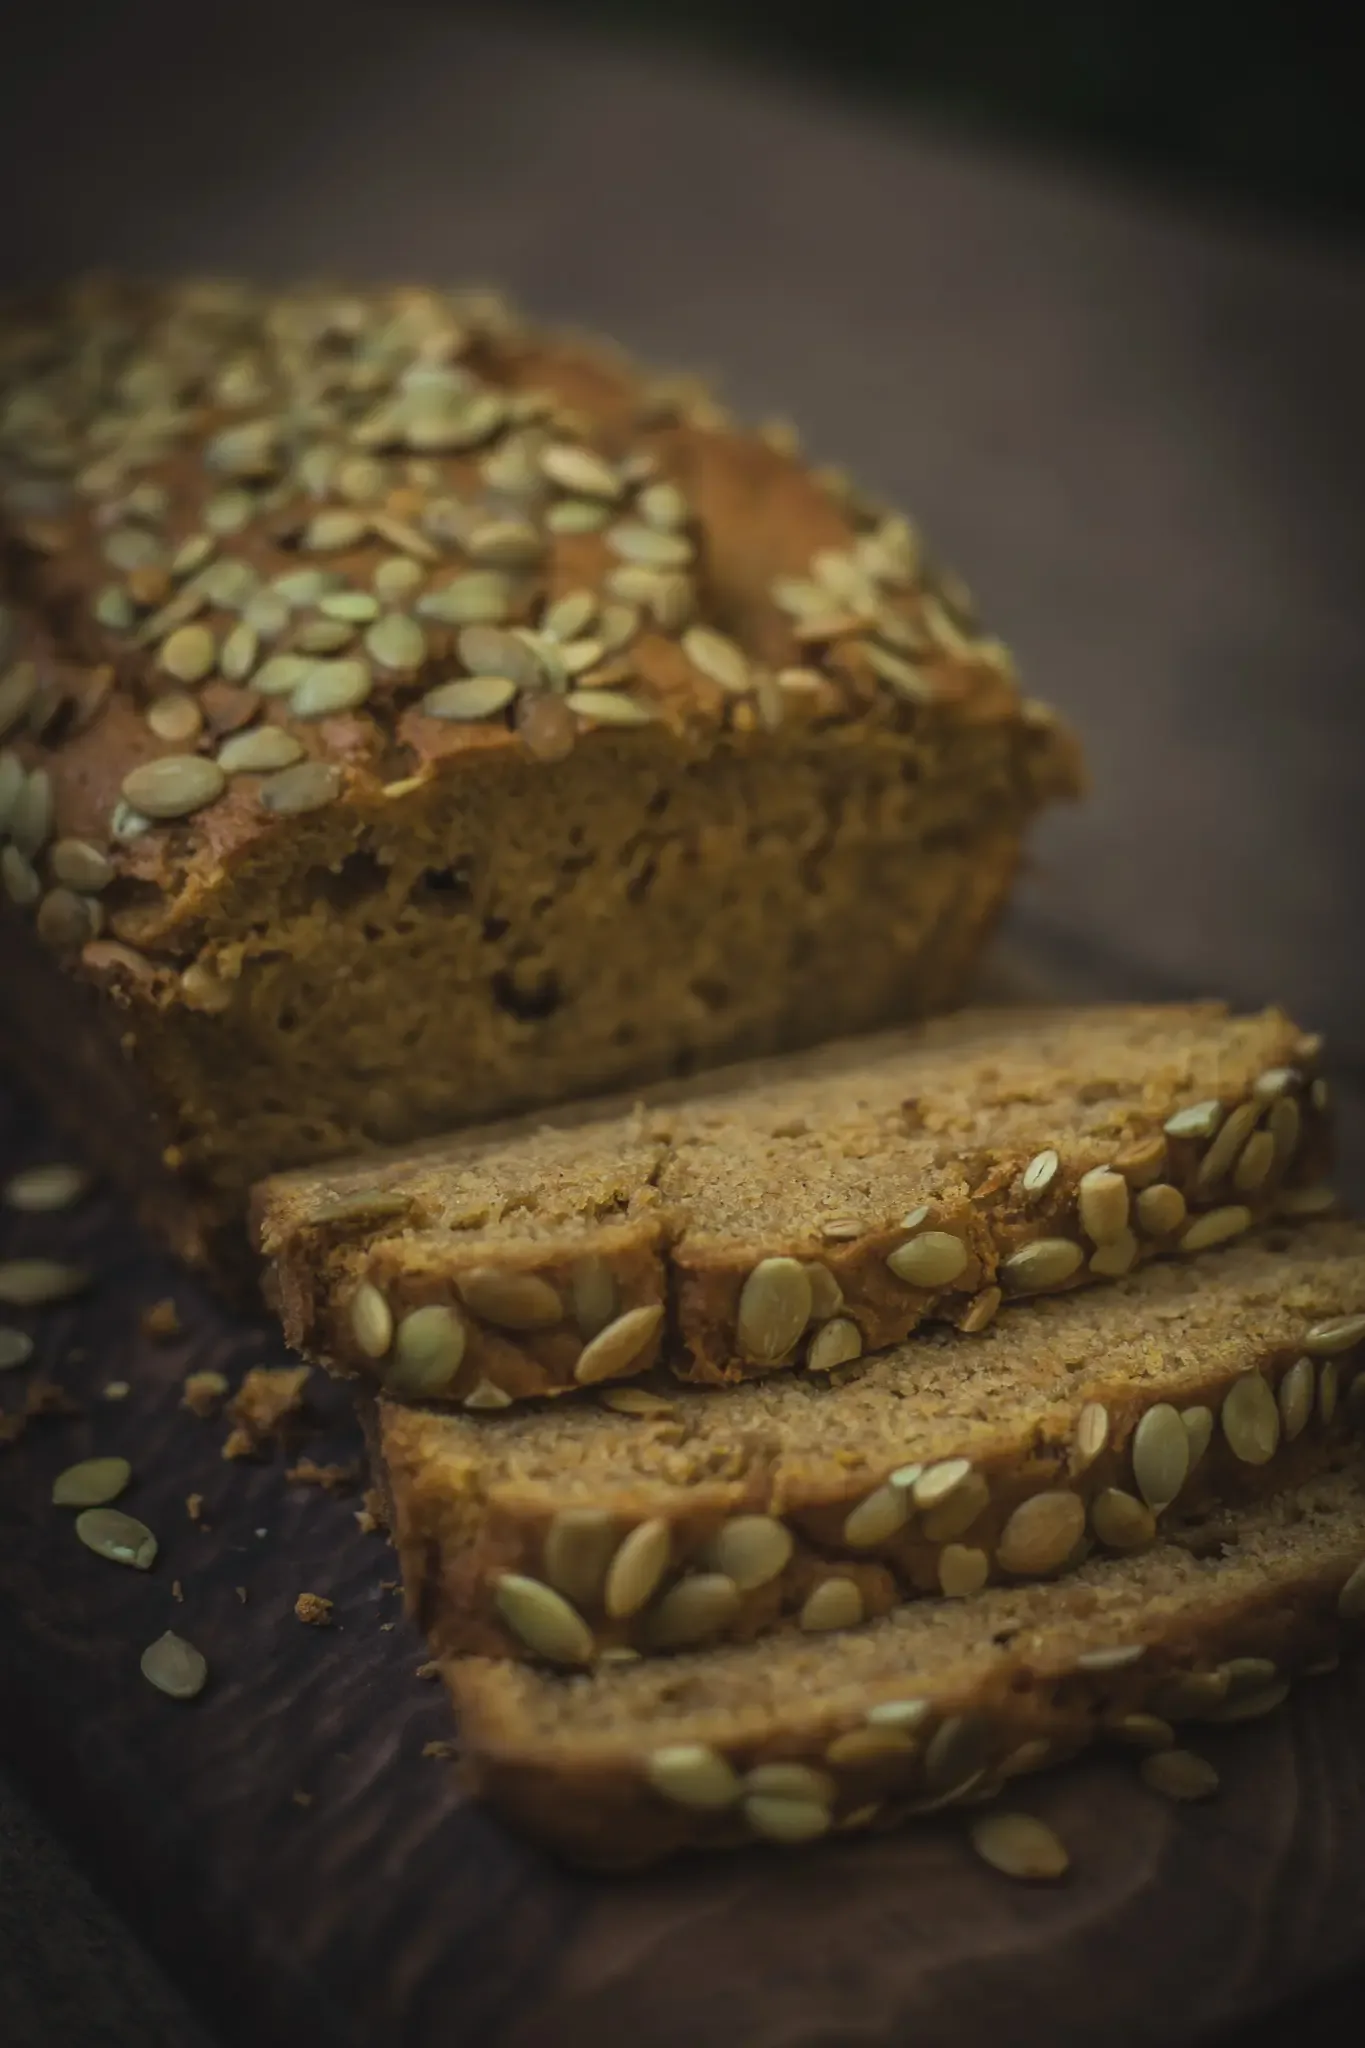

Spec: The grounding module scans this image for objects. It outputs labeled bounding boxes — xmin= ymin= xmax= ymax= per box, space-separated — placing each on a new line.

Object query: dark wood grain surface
xmin=2 ymin=5 xmax=1364 ymax=2042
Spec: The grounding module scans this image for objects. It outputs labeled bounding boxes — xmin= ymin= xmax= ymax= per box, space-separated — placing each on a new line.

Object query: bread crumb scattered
xmin=141 ymin=1297 xmax=181 ymax=1340
xmin=421 ymin=1740 xmax=457 ymax=1761
xmin=171 ymin=1579 xmax=184 ymax=1602
xmin=223 ymin=1365 xmax=310 ymax=1459
xmin=186 ymin=1492 xmax=204 ymax=1522
xmin=354 ymin=1485 xmax=386 ymax=1535
xmin=290 ymin=1790 xmax=313 ymax=1809
xmin=182 ymin=1369 xmax=228 ymax=1417
xmin=379 ymin=1622 xmax=395 ymax=1632
xmin=25 ymin=1380 xmax=80 ymax=1418
xmin=235 ymin=1586 xmax=247 ymax=1604
xmin=286 ymin=1458 xmax=358 ymax=1492
xmin=294 ymin=1592 xmax=333 ymax=1627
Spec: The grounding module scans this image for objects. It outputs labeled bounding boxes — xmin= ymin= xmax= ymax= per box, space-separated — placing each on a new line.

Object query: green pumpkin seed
xmin=547 ymin=498 xmax=610 ymax=534
xmin=349 ymin=1281 xmax=393 ymax=1359
xmin=53 ymin=1456 xmax=131 ymax=1507
xmin=258 ymin=761 xmax=342 ymax=814
xmin=970 ymin=1811 xmax=1069 ymax=1881
xmin=305 ymin=509 xmax=367 ymax=552
xmin=566 ymin=689 xmax=655 ymax=726
xmin=457 ymin=624 xmax=544 ymax=692
xmin=0 ymin=1259 xmax=90 ymax=1306
xmin=886 ymin=1230 xmax=968 ymax=1289
xmin=681 ymin=625 xmax=751 ymax=694
xmin=573 ymin=1303 xmax=664 ymax=1385
xmin=75 ymin=1507 xmax=156 ymax=1570
xmin=217 ymin=727 xmax=305 ymax=775
xmin=0 ymin=1328 xmax=35 ymax=1370
xmin=1 ymin=845 xmax=40 ymax=906
xmin=120 ymin=756 xmax=225 ymax=820
xmin=1000 ymin=1238 xmax=1084 ymax=1291
xmin=416 ymin=572 xmax=513 ymax=625
xmin=203 ymin=489 xmax=254 ymax=535
xmin=140 ymin=1631 xmax=208 ymax=1700
xmin=389 ymin=1304 xmax=466 ymax=1395
xmin=294 ymin=618 xmax=356 ymax=655
xmin=290 ymin=659 xmax=372 ymax=720
xmin=421 ymin=676 xmax=518 ymax=722
xmin=365 ymin=613 xmax=426 ymax=671
xmin=252 ymin=653 xmax=313 ymax=698
xmin=3 ymin=1163 xmax=90 ymax=1211
xmin=374 ymin=556 xmax=426 ymax=603
xmin=607 ymin=522 xmax=694 ymax=568
xmin=1221 ymin=1372 xmax=1280 ymax=1464
xmin=495 ymin=1574 xmax=593 ymax=1664
xmin=1131 ymin=1403 xmax=1190 ymax=1511
xmin=646 ymin=1745 xmax=741 ymax=1811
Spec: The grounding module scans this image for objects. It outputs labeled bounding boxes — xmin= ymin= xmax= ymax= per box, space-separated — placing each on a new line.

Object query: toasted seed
xmin=543 ymin=1508 xmax=618 ymax=1606
xmin=1131 ymin=1403 xmax=1190 ymax=1512
xmin=912 ymin=1458 xmax=973 ymax=1511
xmin=604 ymin=1517 xmax=671 ymax=1618
xmin=1141 ymin=1749 xmax=1219 ymax=1801
xmin=1091 ymin=1488 xmax=1156 ymax=1551
xmin=1221 ymin=1372 xmax=1280 ymax=1464
xmin=959 ymin=1285 xmax=1002 ymax=1334
xmin=457 ymin=1269 xmax=562 ymax=1331
xmin=921 ymin=1470 xmax=991 ymax=1542
xmin=744 ymin=1795 xmax=830 ymax=1844
xmin=573 ymin=1303 xmax=663 ymax=1385
xmin=291 ymin=659 xmax=371 ymax=719
xmin=1000 ymin=1239 xmax=1084 ymax=1292
xmin=1320 ymin=1360 xmax=1340 ymax=1425
xmin=1113 ymin=1133 xmax=1168 ymax=1186
xmin=1209 ymin=1680 xmax=1290 ymax=1724
xmin=1268 ymin=1096 xmax=1301 ymax=1167
xmin=140 ymin=1631 xmax=208 ymax=1700
xmin=566 ymin=688 xmax=655 ymax=726
xmin=296 ymin=618 xmax=358 ymax=655
xmin=1221 ymin=1655 xmax=1279 ymax=1698
xmin=466 ymin=519 xmax=543 ymax=569
xmin=1089 ymin=1228 xmax=1139 ymax=1278
xmin=843 ymin=1484 xmax=910 ymax=1548
xmin=923 ymin=1714 xmax=989 ymax=1794
xmin=825 ymin=1727 xmax=918 ymax=1767
xmin=349 ymin=1281 xmax=393 ymax=1360
xmin=463 ymin=1379 xmax=512 ymax=1411
xmin=542 ymin=591 xmax=598 ymax=642
xmin=1182 ymin=1406 xmax=1214 ymax=1469
xmin=9 ymin=767 xmax=53 ymax=855
xmin=1105 ymin=1713 xmax=1174 ymax=1750
xmin=866 ymin=1697 xmax=935 ymax=1732
xmin=746 ymin=1762 xmax=835 ymax=1803
xmin=886 ymin=1230 xmax=968 ymax=1289
xmin=547 ymin=498 xmax=610 ymax=535
xmin=1076 ymin=1644 xmax=1145 ymax=1673
xmin=1165 ymin=1100 xmax=1223 ymax=1140
xmin=1278 ymin=1356 xmax=1315 ymax=1441
xmin=422 ymin=675 xmax=518 ymax=721
xmin=1304 ymin=1315 xmax=1365 ymax=1356
xmin=1150 ymin=1670 xmax=1230 ymax=1719
xmin=36 ymin=886 xmax=98 ymax=951
xmin=799 ymin=1577 xmax=864 ymax=1633
xmin=540 ymin=443 xmax=623 ymax=499
xmin=145 ymin=692 xmax=204 ymax=745
xmin=1135 ymin=1183 xmax=1187 ymax=1236
xmin=1253 ymin=1066 xmax=1298 ymax=1102
xmin=120 ymin=755 xmax=224 ymax=820
xmin=736 ymin=1257 xmax=812 ymax=1363
xmin=996 ymin=1490 xmax=1086 ymax=1576
xmin=253 ymin=653 xmax=313 ymax=698
xmin=0 ymin=1258 xmax=90 ymax=1306
xmin=415 ymin=572 xmax=512 ymax=624
xmin=807 ymin=1317 xmax=863 ymax=1372
xmin=1233 ymin=1130 xmax=1276 ymax=1194
xmin=0 ymin=1328 xmax=35 ymax=1370
xmin=1337 ymin=1557 xmax=1365 ymax=1619
xmin=495 ymin=1574 xmax=593 ymax=1664
xmin=938 ymin=1544 xmax=990 ymax=1597
xmin=159 ymin=623 xmax=216 ymax=684
xmin=607 ymin=522 xmax=693 ymax=568
xmin=1195 ymin=1100 xmax=1261 ymax=1190
xmin=2 ymin=845 xmax=41 ymax=907
xmin=647 ymin=1573 xmax=741 ymax=1647
xmin=259 ymin=761 xmax=341 ymax=814
xmin=389 ymin=1304 xmax=466 ymax=1396
xmin=705 ymin=1516 xmax=793 ymax=1590
xmin=802 ymin=1262 xmax=843 ymax=1323
xmin=1073 ymin=1401 xmax=1110 ymax=1472
xmin=865 ymin=643 xmax=932 ymax=703
xmin=1179 ymin=1205 xmax=1252 ymax=1253
xmin=305 ymin=509 xmax=367 ymax=551
xmin=1021 ymin=1148 xmax=1059 ymax=1196
xmin=217 ymin=727 xmax=304 ymax=775
xmin=52 ymin=1456 xmax=131 ymax=1507
xmin=970 ymin=1812 xmax=1069 ymax=1882
xmin=3 ymin=1163 xmax=90 ymax=1212
xmin=75 ymin=1507 xmax=156 ymax=1570
xmin=1078 ymin=1167 xmax=1130 ymax=1245
xmin=646 ymin=1745 xmax=741 ymax=1810
xmin=364 ymin=613 xmax=426 ymax=672
xmin=681 ymin=625 xmax=751 ymax=694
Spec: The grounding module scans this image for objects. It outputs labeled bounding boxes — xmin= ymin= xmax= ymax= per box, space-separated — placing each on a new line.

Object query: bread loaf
xmin=0 ymin=279 xmax=1078 ymax=1277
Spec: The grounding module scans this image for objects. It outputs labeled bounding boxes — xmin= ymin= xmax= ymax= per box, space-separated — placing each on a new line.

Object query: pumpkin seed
xmin=466 ymin=519 xmax=543 ymax=569
xmin=1232 ymin=1130 xmax=1276 ymax=1194
xmin=912 ymin=1458 xmax=973 ymax=1510
xmin=320 ymin=591 xmax=380 ymax=624
xmin=1279 ymin=1356 xmax=1315 ymax=1440
xmin=639 ymin=481 xmax=689 ymax=530
xmin=1253 ymin=1066 xmax=1298 ymax=1102
xmin=495 ymin=1574 xmax=593 ymax=1664
xmin=75 ymin=1507 xmax=156 ymax=1569
xmin=2 ymin=845 xmax=40 ymax=906
xmin=604 ymin=1518 xmax=671 ymax=1618
xmin=414 ymin=571 xmax=507 ymax=625
xmin=144 ymin=692 xmax=203 ymax=745
xmin=157 ymin=624 xmax=216 ymax=684
xmin=825 ymin=1727 xmax=918 ymax=1767
xmin=1131 ymin=1404 xmax=1190 ymax=1511
xmin=1320 ymin=1360 xmax=1340 ymax=1425
xmin=646 ymin=1573 xmax=741 ymax=1647
xmin=1179 ymin=1206 xmax=1252 ymax=1253
xmin=704 ymin=1515 xmax=793 ymax=1590
xmin=464 ymin=1379 xmax=512 ymax=1411
xmin=744 ymin=1794 xmax=830 ymax=1844
xmin=1304 ymin=1315 xmax=1365 ymax=1356
xmin=294 ymin=618 xmax=356 ymax=655
xmin=1076 ymin=1645 xmax=1145 ymax=1672
xmin=996 ymin=1491 xmax=1085 ymax=1575
xmin=681 ymin=625 xmax=750 ymax=694
xmin=1195 ymin=1100 xmax=1261 ymax=1190
xmin=547 ymin=498 xmax=610 ymax=534
xmin=1164 ymin=1100 xmax=1224 ymax=1140
xmin=1104 ymin=1713 xmax=1174 ymax=1749
xmin=599 ymin=1386 xmax=676 ymax=1417
xmin=140 ymin=1631 xmax=208 ymax=1700
xmin=457 ymin=624 xmax=542 ymax=691
xmin=1150 ymin=1670 xmax=1229 ymax=1719
xmin=959 ymin=1286 xmax=1002 ymax=1333
xmin=1077 ymin=1167 xmax=1130 ymax=1245
xmin=218 ymin=727 xmax=304 ymax=774
xmin=458 ymin=1268 xmax=562 ymax=1330
xmin=1113 ymin=1133 xmax=1168 ymax=1185
xmin=607 ymin=522 xmax=693 ymax=568
xmin=1021 ymin=1149 xmax=1059 ymax=1196
xmin=646 ymin=1745 xmax=741 ymax=1810
xmin=9 ymin=767 xmax=53 ymax=855
xmin=36 ymin=887 xmax=99 ymax=952
xmin=0 ymin=662 xmax=38 ymax=738
xmin=120 ymin=755 xmax=224 ymax=820
xmin=799 ymin=1577 xmax=864 ymax=1632
xmin=938 ymin=1544 xmax=989 ymax=1597
xmin=259 ymin=762 xmax=341 ymax=814
xmin=1221 ymin=1372 xmax=1280 ymax=1464
xmin=1072 ymin=1401 xmax=1110 ymax=1471
xmin=306 ymin=509 xmax=367 ymax=551
xmin=1136 ymin=1183 xmax=1186 ymax=1235
xmin=745 ymin=1762 xmax=835 ymax=1804
xmin=349 ymin=1281 xmax=392 ymax=1359
xmin=0 ymin=1328 xmax=35 ymax=1370
xmin=970 ymin=1811 xmax=1069 ymax=1881
xmin=736 ymin=1257 xmax=812 ymax=1363
xmin=805 ymin=1316 xmax=863 ymax=1375
xmin=921 ymin=1470 xmax=991 ymax=1542
xmin=388 ymin=1304 xmax=465 ymax=1395
xmin=566 ymin=689 xmax=655 ymax=726
xmin=1090 ymin=1488 xmax=1156 ymax=1550
xmin=573 ymin=1303 xmax=664 ymax=1385
xmin=570 ymin=1258 xmax=617 ymax=1340
xmin=544 ymin=1509 xmax=618 ymax=1606
xmin=1268 ymin=1096 xmax=1301 ymax=1166
xmin=1208 ymin=1680 xmax=1289 ymax=1724
xmin=365 ymin=613 xmax=426 ymax=671
xmin=1000 ymin=1239 xmax=1083 ymax=1291
xmin=865 ymin=643 xmax=932 ymax=702
xmin=1141 ymin=1749 xmax=1219 ymax=1801
xmin=4 ymin=1163 xmax=90 ymax=1211
xmin=843 ymin=1484 xmax=909 ymax=1548
xmin=1088 ymin=1229 xmax=1139 ymax=1278
xmin=886 ymin=1230 xmax=968 ymax=1289
xmin=0 ymin=1259 xmax=90 ymax=1306
xmin=1182 ymin=1406 xmax=1214 ymax=1468
xmin=52 ymin=1456 xmax=131 ymax=1507
xmin=290 ymin=659 xmax=371 ymax=720
xmin=866 ymin=1698 xmax=934 ymax=1731
xmin=539 ymin=443 xmax=622 ymax=498
xmin=923 ymin=1715 xmax=989 ymax=1794
xmin=422 ymin=675 xmax=518 ymax=721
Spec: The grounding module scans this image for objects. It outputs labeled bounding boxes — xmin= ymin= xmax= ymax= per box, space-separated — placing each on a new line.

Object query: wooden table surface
xmin=2 ymin=6 xmax=1363 ymax=2044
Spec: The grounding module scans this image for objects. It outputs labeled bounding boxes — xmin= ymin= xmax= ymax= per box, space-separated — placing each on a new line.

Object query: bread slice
xmin=0 ymin=279 xmax=1079 ymax=1279
xmin=375 ymin=1221 xmax=1365 ymax=1663
xmin=448 ymin=1464 xmax=1365 ymax=1865
xmin=255 ymin=1001 xmax=1331 ymax=1405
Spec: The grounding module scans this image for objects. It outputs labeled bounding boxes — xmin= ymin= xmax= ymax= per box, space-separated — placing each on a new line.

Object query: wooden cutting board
xmin=3 ymin=1014 xmax=1365 ymax=2048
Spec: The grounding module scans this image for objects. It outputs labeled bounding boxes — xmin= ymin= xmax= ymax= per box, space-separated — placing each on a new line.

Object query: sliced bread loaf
xmin=448 ymin=1464 xmax=1365 ymax=1865
xmin=377 ymin=1222 xmax=1365 ymax=1663
xmin=255 ymin=1002 xmax=1331 ymax=1405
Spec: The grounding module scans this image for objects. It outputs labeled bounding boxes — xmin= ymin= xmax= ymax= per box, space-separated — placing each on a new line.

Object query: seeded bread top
xmin=0 ymin=277 xmax=1079 ymax=970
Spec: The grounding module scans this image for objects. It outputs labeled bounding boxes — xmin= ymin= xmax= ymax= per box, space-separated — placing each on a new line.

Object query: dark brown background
xmin=2 ymin=5 xmax=1364 ymax=2044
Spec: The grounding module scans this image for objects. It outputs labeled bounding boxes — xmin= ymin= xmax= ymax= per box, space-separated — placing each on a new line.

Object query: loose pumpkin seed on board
xmin=75 ymin=1507 xmax=157 ymax=1569
xmin=52 ymin=1456 xmax=131 ymax=1507
xmin=141 ymin=1632 xmax=208 ymax=1700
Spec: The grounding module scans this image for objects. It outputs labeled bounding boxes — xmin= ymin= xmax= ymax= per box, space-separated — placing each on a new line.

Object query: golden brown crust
xmin=1 ymin=279 xmax=1078 ymax=1269
xmin=446 ymin=1468 xmax=1365 ymax=1865
xmin=255 ymin=1002 xmax=1331 ymax=1405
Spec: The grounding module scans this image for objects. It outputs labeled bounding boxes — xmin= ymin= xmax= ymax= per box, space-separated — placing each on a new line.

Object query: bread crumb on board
xmin=294 ymin=1592 xmax=334 ymax=1627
